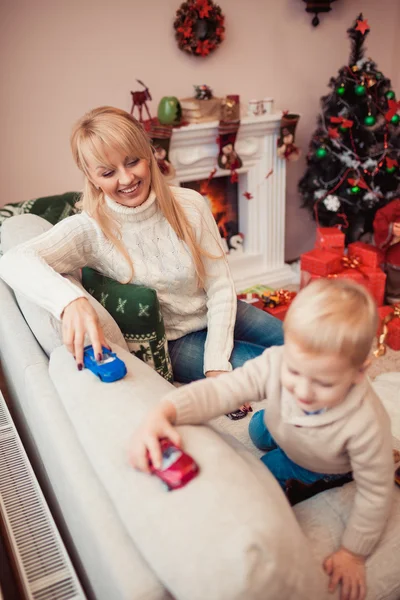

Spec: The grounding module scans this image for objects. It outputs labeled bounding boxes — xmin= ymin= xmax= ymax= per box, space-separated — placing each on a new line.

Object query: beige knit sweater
xmin=164 ymin=346 xmax=394 ymax=557
xmin=0 ymin=187 xmax=237 ymax=373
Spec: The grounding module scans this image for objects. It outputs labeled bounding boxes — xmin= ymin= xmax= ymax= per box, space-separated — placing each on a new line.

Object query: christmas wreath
xmin=174 ymin=0 xmax=225 ymax=57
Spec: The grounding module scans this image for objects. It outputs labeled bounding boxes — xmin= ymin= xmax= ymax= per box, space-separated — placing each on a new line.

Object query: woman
xmin=0 ymin=106 xmax=283 ymax=416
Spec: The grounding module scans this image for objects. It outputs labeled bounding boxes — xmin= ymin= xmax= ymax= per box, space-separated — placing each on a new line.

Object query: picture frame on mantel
xmin=170 ymin=113 xmax=297 ymax=291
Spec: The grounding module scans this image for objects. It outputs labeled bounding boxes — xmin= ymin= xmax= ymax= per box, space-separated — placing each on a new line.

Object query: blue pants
xmin=248 ymin=409 xmax=345 ymax=490
xmin=168 ymin=300 xmax=284 ymax=383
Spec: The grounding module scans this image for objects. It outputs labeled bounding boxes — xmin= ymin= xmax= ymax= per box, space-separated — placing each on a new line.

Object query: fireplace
xmin=181 ymin=175 xmax=240 ymax=250
xmin=170 ymin=114 xmax=296 ymax=291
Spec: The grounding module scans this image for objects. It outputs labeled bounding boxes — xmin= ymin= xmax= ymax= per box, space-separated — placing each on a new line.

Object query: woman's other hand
xmin=62 ymin=297 xmax=108 ymax=369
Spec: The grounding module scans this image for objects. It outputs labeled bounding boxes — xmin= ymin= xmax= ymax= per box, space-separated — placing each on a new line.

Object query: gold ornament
xmin=351 ymin=65 xmax=359 ymax=73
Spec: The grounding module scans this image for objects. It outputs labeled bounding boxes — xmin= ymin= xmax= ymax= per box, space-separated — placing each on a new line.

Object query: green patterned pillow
xmin=82 ymin=268 xmax=173 ymax=382
xmin=0 ymin=192 xmax=79 ymax=255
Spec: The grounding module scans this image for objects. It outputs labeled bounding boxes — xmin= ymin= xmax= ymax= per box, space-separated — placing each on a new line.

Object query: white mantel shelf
xmin=170 ymin=113 xmax=296 ymax=291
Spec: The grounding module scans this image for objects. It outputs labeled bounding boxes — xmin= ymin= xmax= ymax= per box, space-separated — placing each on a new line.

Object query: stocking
xmin=217 ymin=121 xmax=242 ymax=171
xmin=217 ymin=95 xmax=242 ymax=175
xmin=277 ymin=113 xmax=301 ymax=161
xmin=147 ymin=120 xmax=174 ymax=177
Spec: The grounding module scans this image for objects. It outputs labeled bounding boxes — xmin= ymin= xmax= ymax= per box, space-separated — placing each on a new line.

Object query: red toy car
xmin=148 ymin=438 xmax=199 ymax=491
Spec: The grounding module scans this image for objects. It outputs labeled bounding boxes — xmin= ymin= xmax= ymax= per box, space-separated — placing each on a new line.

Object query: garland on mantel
xmin=174 ymin=0 xmax=225 ymax=57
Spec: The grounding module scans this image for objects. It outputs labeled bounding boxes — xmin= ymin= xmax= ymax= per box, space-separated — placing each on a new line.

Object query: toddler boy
xmin=131 ymin=279 xmax=395 ymax=600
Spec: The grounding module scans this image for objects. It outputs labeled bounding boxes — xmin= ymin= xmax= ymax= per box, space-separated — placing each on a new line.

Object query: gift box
xmin=348 ymin=242 xmax=381 ymax=270
xmin=376 ymin=305 xmax=400 ymax=352
xmin=300 ymin=249 xmax=343 ymax=277
xmin=315 ymin=227 xmax=345 ymax=253
xmin=361 ymin=267 xmax=386 ymax=306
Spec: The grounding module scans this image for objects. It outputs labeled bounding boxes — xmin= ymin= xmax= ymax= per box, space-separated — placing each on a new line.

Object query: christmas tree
xmin=299 ymin=14 xmax=400 ymax=243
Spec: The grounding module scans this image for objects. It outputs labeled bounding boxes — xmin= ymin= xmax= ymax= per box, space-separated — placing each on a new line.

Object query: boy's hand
xmin=129 ymin=402 xmax=180 ymax=473
xmin=323 ymin=547 xmax=366 ymax=600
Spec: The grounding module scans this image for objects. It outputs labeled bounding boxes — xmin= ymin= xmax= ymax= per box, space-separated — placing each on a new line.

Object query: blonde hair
xmin=70 ymin=106 xmax=220 ymax=284
xmin=284 ymin=278 xmax=378 ymax=367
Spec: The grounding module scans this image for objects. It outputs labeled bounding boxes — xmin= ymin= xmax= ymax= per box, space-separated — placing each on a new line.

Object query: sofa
xmin=0 ymin=212 xmax=399 ymax=600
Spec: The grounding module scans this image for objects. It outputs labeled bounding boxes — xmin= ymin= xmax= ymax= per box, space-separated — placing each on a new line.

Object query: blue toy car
xmin=83 ymin=345 xmax=127 ymax=382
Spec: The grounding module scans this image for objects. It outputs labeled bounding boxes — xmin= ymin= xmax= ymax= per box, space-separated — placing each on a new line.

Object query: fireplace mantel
xmin=170 ymin=114 xmax=296 ymax=291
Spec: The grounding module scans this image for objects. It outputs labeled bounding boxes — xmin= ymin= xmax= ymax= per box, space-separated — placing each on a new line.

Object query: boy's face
xmin=281 ymin=337 xmax=366 ymax=412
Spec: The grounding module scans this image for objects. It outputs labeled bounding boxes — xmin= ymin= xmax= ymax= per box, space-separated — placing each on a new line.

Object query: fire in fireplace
xmin=181 ymin=176 xmax=239 ymax=245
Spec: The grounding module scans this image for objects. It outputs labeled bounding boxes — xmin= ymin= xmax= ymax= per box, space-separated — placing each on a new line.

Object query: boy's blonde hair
xmin=70 ymin=106 xmax=220 ymax=284
xmin=284 ymin=278 xmax=378 ymax=367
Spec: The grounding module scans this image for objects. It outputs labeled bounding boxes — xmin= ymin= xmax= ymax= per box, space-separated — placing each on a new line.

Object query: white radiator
xmin=0 ymin=392 xmax=86 ymax=600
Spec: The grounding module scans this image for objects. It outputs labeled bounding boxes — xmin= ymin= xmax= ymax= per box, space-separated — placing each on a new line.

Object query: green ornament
xmin=364 ymin=114 xmax=376 ymax=126
xmin=354 ymin=84 xmax=366 ymax=96
xmin=350 ymin=185 xmax=361 ymax=194
xmin=339 ymin=126 xmax=348 ymax=133
xmin=390 ymin=114 xmax=400 ymax=125
xmin=386 ymin=90 xmax=395 ymax=100
xmin=386 ymin=166 xmax=396 ymax=174
xmin=157 ymin=96 xmax=182 ymax=125
xmin=315 ymin=147 xmax=327 ymax=159
xmin=336 ymin=85 xmax=345 ymax=96
xmin=376 ymin=72 xmax=382 ymax=80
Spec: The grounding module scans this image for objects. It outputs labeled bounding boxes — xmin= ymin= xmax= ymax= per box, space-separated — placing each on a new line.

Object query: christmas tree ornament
xmin=277 ymin=113 xmax=301 ymax=161
xmin=157 ymin=96 xmax=182 ymax=125
xmin=174 ymin=0 xmax=225 ymax=57
xmin=364 ymin=114 xmax=376 ymax=126
xmin=391 ymin=114 xmax=400 ymax=125
xmin=349 ymin=185 xmax=361 ymax=194
xmin=354 ymin=84 xmax=366 ymax=96
xmin=386 ymin=90 xmax=395 ymax=100
xmin=302 ymin=0 xmax=337 ymax=27
xmin=355 ymin=18 xmax=370 ymax=35
xmin=130 ymin=80 xmax=152 ymax=122
xmin=366 ymin=76 xmax=376 ymax=88
xmin=315 ymin=146 xmax=328 ymax=159
xmin=375 ymin=72 xmax=382 ymax=79
xmin=323 ymin=195 xmax=341 ymax=211
xmin=336 ymin=84 xmax=345 ymax=96
xmin=339 ymin=125 xmax=348 ymax=133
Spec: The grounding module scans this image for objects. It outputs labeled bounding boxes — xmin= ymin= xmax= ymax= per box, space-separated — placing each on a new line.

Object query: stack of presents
xmin=239 ymin=226 xmax=399 ymax=355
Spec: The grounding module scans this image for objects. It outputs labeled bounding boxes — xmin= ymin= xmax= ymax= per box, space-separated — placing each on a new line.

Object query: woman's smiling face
xmin=88 ymin=144 xmax=151 ymax=208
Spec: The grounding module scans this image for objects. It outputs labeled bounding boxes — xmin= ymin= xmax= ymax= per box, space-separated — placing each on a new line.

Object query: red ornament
xmin=386 ymin=157 xmax=398 ymax=170
xmin=328 ymin=127 xmax=340 ymax=139
xmin=243 ymin=192 xmax=253 ymax=200
xmin=385 ymin=99 xmax=400 ymax=122
xmin=330 ymin=116 xmax=354 ymax=129
xmin=348 ymin=177 xmax=368 ymax=190
xmin=355 ymin=18 xmax=370 ymax=35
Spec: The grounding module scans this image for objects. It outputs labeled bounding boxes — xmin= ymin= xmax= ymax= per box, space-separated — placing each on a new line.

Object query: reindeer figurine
xmin=130 ymin=80 xmax=152 ymax=122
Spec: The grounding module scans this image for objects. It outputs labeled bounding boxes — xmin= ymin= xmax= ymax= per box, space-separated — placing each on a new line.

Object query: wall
xmin=0 ymin=0 xmax=399 ymax=260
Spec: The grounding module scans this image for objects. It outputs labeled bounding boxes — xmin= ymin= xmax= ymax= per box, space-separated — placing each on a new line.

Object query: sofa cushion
xmin=49 ymin=343 xmax=329 ymax=600
xmin=82 ymin=267 xmax=173 ymax=382
xmin=1 ymin=214 xmax=127 ymax=355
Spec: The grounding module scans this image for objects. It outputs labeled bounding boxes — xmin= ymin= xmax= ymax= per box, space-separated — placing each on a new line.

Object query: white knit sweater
xmin=0 ymin=186 xmax=237 ymax=373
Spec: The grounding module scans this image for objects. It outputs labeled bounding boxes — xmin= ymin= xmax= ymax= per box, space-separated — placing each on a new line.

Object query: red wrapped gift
xmin=361 ymin=267 xmax=386 ymax=306
xmin=375 ymin=305 xmax=400 ymax=353
xmin=348 ymin=242 xmax=381 ymax=269
xmin=315 ymin=227 xmax=345 ymax=253
xmin=300 ymin=249 xmax=343 ymax=277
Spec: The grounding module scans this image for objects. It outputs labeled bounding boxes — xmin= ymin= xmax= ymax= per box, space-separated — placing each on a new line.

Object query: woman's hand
xmin=323 ymin=547 xmax=366 ymax=600
xmin=129 ymin=402 xmax=180 ymax=473
xmin=62 ymin=297 xmax=109 ymax=368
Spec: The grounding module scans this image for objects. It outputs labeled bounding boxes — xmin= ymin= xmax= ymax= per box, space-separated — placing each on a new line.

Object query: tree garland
xmin=174 ymin=0 xmax=225 ymax=57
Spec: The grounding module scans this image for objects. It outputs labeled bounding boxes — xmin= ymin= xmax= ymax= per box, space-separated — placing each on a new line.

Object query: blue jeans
xmin=248 ymin=409 xmax=346 ymax=490
xmin=168 ymin=299 xmax=283 ymax=383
